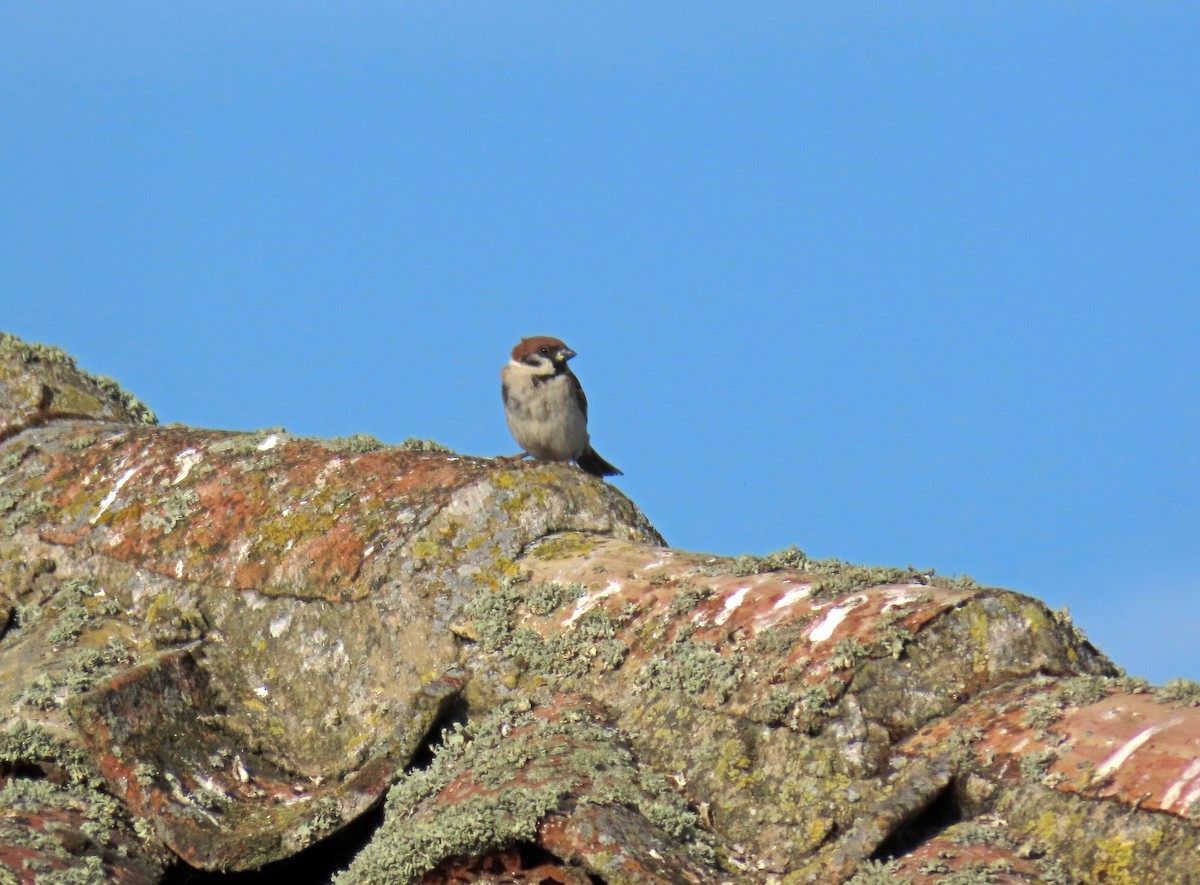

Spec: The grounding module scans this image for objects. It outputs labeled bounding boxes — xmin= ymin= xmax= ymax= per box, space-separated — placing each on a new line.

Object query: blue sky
xmin=3 ymin=3 xmax=1197 ymax=683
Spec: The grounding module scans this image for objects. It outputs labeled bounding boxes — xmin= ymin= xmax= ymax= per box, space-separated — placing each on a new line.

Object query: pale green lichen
xmin=93 ymin=375 xmax=158 ymax=426
xmin=1055 ymin=674 xmax=1112 ymax=707
xmin=140 ymin=488 xmax=200 ymax=533
xmin=1154 ymin=678 xmax=1200 ymax=707
xmin=638 ymin=635 xmax=742 ymax=703
xmin=19 ymin=638 xmax=134 ymax=709
xmin=668 ymin=583 xmax=715 ymax=617
xmin=829 ymin=638 xmax=869 ymax=671
xmin=846 ymin=859 xmax=909 ymax=884
xmin=753 ymin=684 xmax=802 ymax=724
xmin=1051 ymin=605 xmax=1094 ymax=650
xmin=1116 ymin=673 xmax=1150 ymax=691
xmin=336 ymin=700 xmax=713 ymax=885
xmin=949 ymin=819 xmax=1016 ymax=849
xmin=938 ymin=860 xmax=1015 ymax=884
xmin=750 ymin=617 xmax=813 ymax=656
xmin=39 ymin=578 xmax=121 ymax=648
xmin=1019 ymin=748 xmax=1062 ymax=786
xmin=713 ymin=544 xmax=979 ymax=602
xmin=64 ymin=433 xmax=99 ymax=450
xmin=918 ymin=856 xmax=953 ymax=875
xmin=465 ymin=581 xmax=629 ymax=682
xmin=0 ymin=445 xmax=32 ymax=476
xmin=786 ymin=678 xmax=849 ymax=734
xmin=208 ymin=428 xmax=289 ymax=457
xmin=0 ymin=771 xmax=141 ymax=881
xmin=524 ymin=581 xmax=585 ymax=616
xmin=321 ymin=434 xmax=386 ymax=453
xmin=398 ymin=437 xmax=454 ymax=453
xmin=316 ymin=488 xmax=358 ymax=516
xmin=0 ymin=721 xmax=105 ymax=790
xmin=35 ymin=856 xmax=109 ymax=885
xmin=1022 ymin=675 xmax=1114 ymax=735
xmin=0 ymin=488 xmax=50 ymax=535
xmin=1036 ymin=857 xmax=1078 ymax=885
xmin=870 ymin=623 xmax=911 ymax=660
xmin=294 ymin=796 xmax=344 ymax=843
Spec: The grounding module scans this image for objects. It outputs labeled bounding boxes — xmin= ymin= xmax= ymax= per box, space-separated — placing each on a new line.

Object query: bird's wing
xmin=567 ymin=369 xmax=588 ymax=421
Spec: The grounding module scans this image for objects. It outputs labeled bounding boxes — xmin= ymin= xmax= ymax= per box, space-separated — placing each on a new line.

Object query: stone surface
xmin=1 ymin=331 xmax=1197 ymax=884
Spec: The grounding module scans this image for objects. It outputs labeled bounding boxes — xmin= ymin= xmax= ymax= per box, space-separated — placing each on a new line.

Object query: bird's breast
xmin=502 ymin=371 xmax=588 ymax=461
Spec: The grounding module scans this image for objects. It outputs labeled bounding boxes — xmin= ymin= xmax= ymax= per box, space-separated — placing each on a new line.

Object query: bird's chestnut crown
xmin=511 ymin=336 xmax=575 ymax=366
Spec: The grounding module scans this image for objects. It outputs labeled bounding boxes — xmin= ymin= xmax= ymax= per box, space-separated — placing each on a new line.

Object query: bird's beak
xmin=558 ymin=348 xmax=577 ymax=362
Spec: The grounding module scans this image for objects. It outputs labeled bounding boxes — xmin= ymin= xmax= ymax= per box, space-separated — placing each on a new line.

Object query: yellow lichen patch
xmin=526 ymin=532 xmax=600 ymax=561
xmin=489 ymin=469 xmax=522 ymax=490
xmin=714 ymin=737 xmax=756 ymax=789
xmin=967 ymin=608 xmax=991 ymax=675
xmin=253 ymin=505 xmax=342 ymax=554
xmin=1090 ymin=833 xmax=1137 ymax=885
xmin=406 ymin=539 xmax=442 ymax=563
xmin=1018 ymin=601 xmax=1056 ymax=634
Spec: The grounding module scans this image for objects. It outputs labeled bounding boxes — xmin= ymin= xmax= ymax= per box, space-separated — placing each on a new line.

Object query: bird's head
xmin=510 ymin=336 xmax=576 ymax=373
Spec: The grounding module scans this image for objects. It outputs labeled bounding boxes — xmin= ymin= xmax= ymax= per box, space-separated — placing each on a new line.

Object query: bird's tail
xmin=577 ymin=447 xmax=623 ymax=478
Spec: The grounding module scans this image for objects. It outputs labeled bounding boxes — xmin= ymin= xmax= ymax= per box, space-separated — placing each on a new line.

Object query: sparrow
xmin=500 ymin=336 xmax=623 ymax=478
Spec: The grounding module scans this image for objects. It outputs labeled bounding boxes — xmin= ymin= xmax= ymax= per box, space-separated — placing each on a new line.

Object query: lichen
xmin=0 ymin=332 xmax=158 ymax=425
xmin=751 ymin=617 xmax=813 ymax=656
xmin=465 ymin=580 xmax=630 ymax=683
xmin=752 ymin=685 xmax=803 ymax=725
xmin=948 ymin=819 xmax=1015 ymax=849
xmin=92 ymin=375 xmax=158 ymax=426
xmin=795 ymin=680 xmax=846 ymax=734
xmin=139 ymin=488 xmax=200 ymax=533
xmin=398 ymin=437 xmax=454 ymax=453
xmin=1018 ymin=748 xmax=1063 ymax=787
xmin=712 ymin=544 xmax=980 ymax=601
xmin=1021 ymin=675 xmax=1113 ymax=737
xmin=320 ymin=434 xmax=386 ymax=453
xmin=668 ymin=582 xmax=715 ymax=617
xmin=637 ymin=635 xmax=742 ymax=703
xmin=829 ymin=638 xmax=869 ymax=671
xmin=524 ymin=581 xmax=585 ymax=616
xmin=35 ymin=577 xmax=121 ymax=648
xmin=0 ymin=720 xmax=106 ymax=791
xmin=0 ymin=770 xmax=149 ymax=882
xmin=524 ymin=532 xmax=600 ymax=561
xmin=335 ymin=700 xmax=714 ymax=885
xmin=18 ymin=638 xmax=134 ymax=709
xmin=207 ymin=428 xmax=289 ymax=457
xmin=0 ymin=332 xmax=78 ymax=368
xmin=294 ymin=796 xmax=344 ymax=843
xmin=0 ymin=487 xmax=50 ymax=535
xmin=936 ymin=860 xmax=1015 ymax=884
xmin=845 ymin=859 xmax=909 ymax=884
xmin=64 ymin=433 xmax=99 ymax=450
xmin=1154 ymin=678 xmax=1200 ymax=707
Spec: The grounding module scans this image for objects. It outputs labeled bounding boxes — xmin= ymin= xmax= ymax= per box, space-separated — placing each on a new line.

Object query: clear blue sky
xmin=3 ymin=4 xmax=1197 ymax=683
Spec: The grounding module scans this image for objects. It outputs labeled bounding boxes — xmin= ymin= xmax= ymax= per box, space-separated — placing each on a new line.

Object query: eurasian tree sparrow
xmin=500 ymin=336 xmax=622 ymax=478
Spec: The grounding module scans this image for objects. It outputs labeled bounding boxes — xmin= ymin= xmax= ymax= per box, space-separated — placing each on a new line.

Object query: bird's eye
xmin=540 ymin=347 xmax=551 ymax=355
